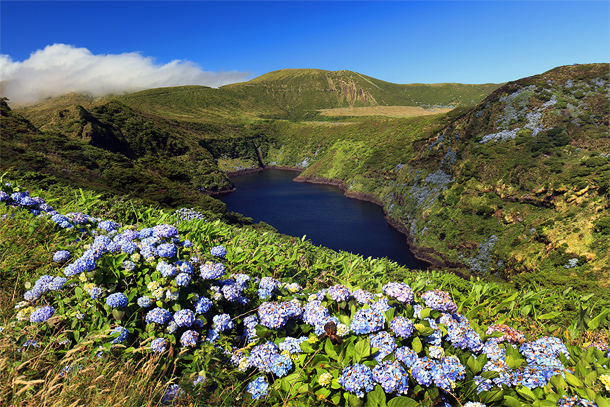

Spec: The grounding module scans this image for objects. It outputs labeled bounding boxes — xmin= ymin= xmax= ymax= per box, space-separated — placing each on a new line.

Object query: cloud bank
xmin=0 ymin=44 xmax=250 ymax=105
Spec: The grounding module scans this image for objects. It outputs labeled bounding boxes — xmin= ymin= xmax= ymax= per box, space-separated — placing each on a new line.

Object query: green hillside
xmin=79 ymin=69 xmax=502 ymax=123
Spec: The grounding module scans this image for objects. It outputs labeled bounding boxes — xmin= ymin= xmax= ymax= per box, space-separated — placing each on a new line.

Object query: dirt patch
xmin=318 ymin=106 xmax=453 ymax=118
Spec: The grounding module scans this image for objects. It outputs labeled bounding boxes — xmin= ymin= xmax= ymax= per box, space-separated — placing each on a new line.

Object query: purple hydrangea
xmin=327 ymin=284 xmax=352 ymax=302
xmin=200 ymin=262 xmax=225 ymax=279
xmin=390 ymin=316 xmax=415 ymax=338
xmin=382 ymin=282 xmax=414 ymax=304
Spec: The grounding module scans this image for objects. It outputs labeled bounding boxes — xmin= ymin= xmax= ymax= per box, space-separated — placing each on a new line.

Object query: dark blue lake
xmin=217 ymin=170 xmax=428 ymax=269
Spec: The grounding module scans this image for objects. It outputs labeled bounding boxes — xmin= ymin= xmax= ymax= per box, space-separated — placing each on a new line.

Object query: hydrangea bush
xmin=1 ymin=182 xmax=609 ymax=406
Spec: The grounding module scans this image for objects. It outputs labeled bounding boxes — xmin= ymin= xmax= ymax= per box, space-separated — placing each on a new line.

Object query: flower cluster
xmin=338 ymin=364 xmax=375 ymax=398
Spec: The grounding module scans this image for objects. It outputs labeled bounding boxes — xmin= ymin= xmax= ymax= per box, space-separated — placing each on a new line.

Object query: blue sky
xmin=1 ymin=1 xmax=608 ymax=103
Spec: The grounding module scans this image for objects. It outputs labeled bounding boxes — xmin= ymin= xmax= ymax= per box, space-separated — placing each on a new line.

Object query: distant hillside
xmin=42 ymin=69 xmax=500 ymax=123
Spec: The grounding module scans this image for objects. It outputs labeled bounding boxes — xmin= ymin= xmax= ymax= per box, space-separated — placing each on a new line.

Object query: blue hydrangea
xmin=327 ymin=284 xmax=352 ymax=302
xmin=161 ymin=384 xmax=184 ymax=405
xmin=109 ymin=326 xmax=129 ymax=344
xmin=145 ymin=307 xmax=172 ymax=325
xmin=29 ymin=306 xmax=55 ymax=323
xmin=390 ymin=316 xmax=415 ymax=338
xmin=210 ymin=245 xmax=227 ymax=258
xmin=421 ymin=289 xmax=458 ymax=313
xmin=174 ymin=309 xmax=195 ymax=327
xmin=200 ymin=262 xmax=225 ymax=279
xmin=350 ymin=308 xmax=385 ymax=335
xmin=153 ymin=224 xmax=178 ymax=239
xmin=369 ymin=331 xmax=396 ymax=363
xmin=137 ymin=296 xmax=153 ymax=308
xmin=48 ymin=277 xmax=67 ymax=291
xmin=213 ymin=314 xmax=233 ymax=331
xmin=246 ymin=376 xmax=269 ymax=400
xmin=106 ymin=292 xmax=128 ymax=308
xmin=157 ymin=243 xmax=177 ymax=258
xmin=53 ymin=250 xmax=70 ymax=263
xmin=372 ymin=360 xmax=409 ymax=394
xmin=98 ymin=220 xmax=120 ymax=232
xmin=121 ymin=241 xmax=137 ymax=254
xmin=338 ymin=364 xmax=375 ymax=398
xmin=180 ymin=330 xmax=199 ymax=347
xmin=157 ymin=261 xmax=177 ymax=278
xmin=194 ymin=297 xmax=212 ymax=314
xmin=175 ymin=272 xmax=191 ymax=287
xmin=151 ymin=337 xmax=167 ymax=352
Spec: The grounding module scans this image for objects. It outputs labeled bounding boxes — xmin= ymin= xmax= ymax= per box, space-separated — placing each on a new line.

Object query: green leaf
xmin=516 ymin=386 xmax=536 ymax=402
xmin=354 ymin=338 xmax=370 ymax=363
xmin=346 ymin=392 xmax=364 ymax=407
xmin=325 ymin=338 xmax=339 ymax=360
xmin=419 ymin=307 xmax=431 ymax=320
xmin=467 ymin=356 xmax=482 ymax=374
xmin=536 ymin=311 xmax=561 ymax=320
xmin=503 ymin=395 xmax=523 ymax=407
xmin=300 ymin=341 xmax=315 ymax=354
xmin=595 ymin=395 xmax=610 ymax=407
xmin=481 ymin=389 xmax=504 ymax=404
xmin=411 ymin=337 xmax=423 ymax=354
xmin=520 ymin=305 xmax=532 ymax=317
xmin=588 ymin=308 xmax=610 ymax=330
xmin=387 ymin=396 xmax=419 ymax=407
xmin=384 ymin=308 xmax=395 ymax=323
xmin=416 ymin=326 xmax=435 ymax=337
xmin=366 ymin=385 xmax=386 ymax=407
xmin=565 ymin=372 xmax=584 ymax=388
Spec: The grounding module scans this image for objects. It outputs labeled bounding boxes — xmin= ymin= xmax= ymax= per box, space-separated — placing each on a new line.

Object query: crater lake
xmin=217 ymin=170 xmax=429 ymax=269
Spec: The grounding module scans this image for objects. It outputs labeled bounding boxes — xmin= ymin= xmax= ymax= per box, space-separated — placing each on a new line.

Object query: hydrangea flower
xmin=421 ymin=289 xmax=457 ymax=313
xmin=318 ymin=372 xmax=333 ymax=387
xmin=53 ymin=250 xmax=70 ymax=263
xmin=106 ymin=292 xmax=128 ymax=308
xmin=213 ymin=314 xmax=233 ymax=332
xmin=151 ymin=337 xmax=168 ymax=352
xmin=145 ymin=307 xmax=173 ymax=325
xmin=390 ymin=316 xmax=415 ymax=338
xmin=372 ymin=360 xmax=409 ymax=394
xmin=338 ymin=364 xmax=374 ymax=398
xmin=157 ymin=243 xmax=177 ymax=258
xmin=161 ymin=384 xmax=184 ymax=405
xmin=180 ymin=330 xmax=199 ymax=347
xmin=246 ymin=376 xmax=269 ymax=400
xmin=370 ymin=331 xmax=396 ymax=363
xmin=194 ymin=297 xmax=212 ymax=314
xmin=109 ymin=326 xmax=129 ymax=344
xmin=29 ymin=306 xmax=55 ymax=323
xmin=382 ymin=282 xmax=414 ymax=304
xmin=350 ymin=308 xmax=385 ymax=335
xmin=210 ymin=245 xmax=227 ymax=258
xmin=174 ymin=309 xmax=195 ymax=327
xmin=327 ymin=284 xmax=351 ymax=302
xmin=200 ymin=262 xmax=225 ymax=279
xmin=137 ymin=296 xmax=153 ymax=308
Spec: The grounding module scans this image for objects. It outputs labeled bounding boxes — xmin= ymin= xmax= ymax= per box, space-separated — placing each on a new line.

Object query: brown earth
xmin=318 ymin=106 xmax=453 ymax=118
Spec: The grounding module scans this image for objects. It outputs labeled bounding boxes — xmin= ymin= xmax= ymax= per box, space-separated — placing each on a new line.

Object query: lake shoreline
xmin=219 ymin=167 xmax=450 ymax=271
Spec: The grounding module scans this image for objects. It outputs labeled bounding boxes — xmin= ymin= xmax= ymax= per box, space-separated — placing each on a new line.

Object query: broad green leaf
xmin=516 ymin=386 xmax=536 ymax=402
xmin=565 ymin=372 xmax=584 ymax=388
xmin=536 ymin=311 xmax=561 ymax=320
xmin=411 ymin=337 xmax=423 ymax=354
xmin=354 ymin=337 xmax=370 ymax=363
xmin=387 ymin=396 xmax=419 ymax=407
xmin=588 ymin=308 xmax=610 ymax=330
xmin=503 ymin=395 xmax=523 ymax=407
xmin=300 ymin=342 xmax=315 ymax=354
xmin=325 ymin=338 xmax=339 ymax=360
xmin=366 ymin=385 xmax=386 ymax=407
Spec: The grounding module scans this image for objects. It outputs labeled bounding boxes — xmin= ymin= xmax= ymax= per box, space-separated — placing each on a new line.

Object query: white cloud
xmin=0 ymin=43 xmax=250 ymax=105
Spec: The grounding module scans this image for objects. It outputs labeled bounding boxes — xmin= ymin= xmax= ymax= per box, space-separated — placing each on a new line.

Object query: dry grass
xmin=318 ymin=105 xmax=453 ymax=118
